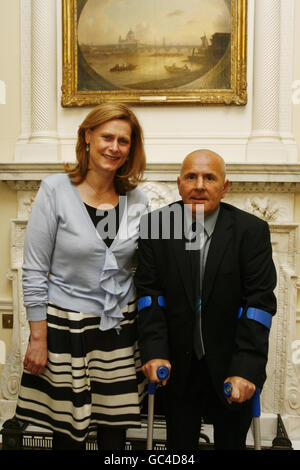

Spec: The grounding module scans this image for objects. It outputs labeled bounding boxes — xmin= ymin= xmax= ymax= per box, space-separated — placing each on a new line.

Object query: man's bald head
xmin=177 ymin=149 xmax=229 ymax=216
xmin=180 ymin=149 xmax=227 ymax=181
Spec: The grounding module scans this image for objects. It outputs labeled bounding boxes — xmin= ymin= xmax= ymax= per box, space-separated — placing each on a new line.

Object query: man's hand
xmin=224 ymin=376 xmax=256 ymax=404
xmin=142 ymin=359 xmax=171 ymax=386
xmin=23 ymin=320 xmax=48 ymax=375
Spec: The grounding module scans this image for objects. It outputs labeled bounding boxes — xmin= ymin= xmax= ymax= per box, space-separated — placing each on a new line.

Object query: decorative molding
xmin=0 ymin=267 xmax=28 ymax=403
xmin=238 ymin=197 xmax=281 ymax=222
xmin=0 ymin=300 xmax=13 ymax=313
xmin=229 ymin=182 xmax=300 ymax=193
xmin=2 ymin=162 xmax=300 ymax=189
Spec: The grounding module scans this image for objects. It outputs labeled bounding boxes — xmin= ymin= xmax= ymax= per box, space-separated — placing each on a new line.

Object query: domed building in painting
xmin=118 ymin=29 xmax=138 ymax=49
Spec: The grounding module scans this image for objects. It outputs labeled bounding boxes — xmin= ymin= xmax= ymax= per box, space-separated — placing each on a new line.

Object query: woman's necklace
xmin=86 ymin=179 xmax=108 ymax=200
xmin=86 ymin=179 xmax=117 ymax=202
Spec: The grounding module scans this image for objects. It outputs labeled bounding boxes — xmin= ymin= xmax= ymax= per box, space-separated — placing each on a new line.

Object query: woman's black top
xmin=84 ymin=202 xmax=121 ymax=248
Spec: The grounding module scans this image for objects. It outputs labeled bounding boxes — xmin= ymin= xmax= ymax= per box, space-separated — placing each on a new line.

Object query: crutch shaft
xmin=252 ymin=417 xmax=261 ymax=450
xmin=224 ymin=382 xmax=262 ymax=450
xmin=147 ymin=395 xmax=155 ymax=450
xmin=146 ymin=366 xmax=169 ymax=450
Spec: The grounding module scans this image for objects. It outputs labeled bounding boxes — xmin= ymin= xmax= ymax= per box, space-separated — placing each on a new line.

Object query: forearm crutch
xmin=147 ymin=366 xmax=169 ymax=450
xmin=224 ymin=382 xmax=261 ymax=450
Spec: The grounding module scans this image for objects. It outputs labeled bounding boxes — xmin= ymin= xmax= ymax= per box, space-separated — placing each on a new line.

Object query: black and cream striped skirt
xmin=16 ymin=301 xmax=147 ymax=441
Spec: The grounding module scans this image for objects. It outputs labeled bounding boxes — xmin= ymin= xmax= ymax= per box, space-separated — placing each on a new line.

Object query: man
xmin=135 ymin=149 xmax=277 ymax=450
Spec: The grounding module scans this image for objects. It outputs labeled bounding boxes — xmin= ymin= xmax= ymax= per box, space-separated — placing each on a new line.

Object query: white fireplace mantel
xmin=2 ymin=161 xmax=300 ymax=182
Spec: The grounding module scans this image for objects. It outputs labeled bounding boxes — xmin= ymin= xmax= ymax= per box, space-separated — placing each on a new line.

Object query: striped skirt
xmin=16 ymin=301 xmax=147 ymax=441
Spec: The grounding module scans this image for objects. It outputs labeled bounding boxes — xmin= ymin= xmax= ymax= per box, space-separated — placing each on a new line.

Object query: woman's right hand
xmin=23 ymin=320 xmax=48 ymax=375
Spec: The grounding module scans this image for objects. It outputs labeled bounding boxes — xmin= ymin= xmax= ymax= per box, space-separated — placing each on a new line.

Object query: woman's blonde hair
xmin=65 ymin=102 xmax=146 ymax=193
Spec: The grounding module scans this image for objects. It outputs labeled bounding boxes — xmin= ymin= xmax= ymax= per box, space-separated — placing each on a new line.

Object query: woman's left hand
xmin=24 ymin=320 xmax=48 ymax=375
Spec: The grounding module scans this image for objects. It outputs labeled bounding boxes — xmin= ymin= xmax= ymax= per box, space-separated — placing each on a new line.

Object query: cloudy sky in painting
xmin=78 ymin=0 xmax=231 ymax=46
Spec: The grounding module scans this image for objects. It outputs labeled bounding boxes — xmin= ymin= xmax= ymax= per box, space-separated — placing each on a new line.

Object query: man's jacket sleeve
xmin=228 ymin=220 xmax=277 ymax=388
xmin=135 ymin=222 xmax=169 ymax=365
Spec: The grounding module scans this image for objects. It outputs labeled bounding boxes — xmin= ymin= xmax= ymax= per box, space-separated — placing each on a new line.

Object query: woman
xmin=16 ymin=103 xmax=148 ymax=450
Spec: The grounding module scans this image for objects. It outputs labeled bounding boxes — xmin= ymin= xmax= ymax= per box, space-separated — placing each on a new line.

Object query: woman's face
xmin=85 ymin=119 xmax=132 ymax=176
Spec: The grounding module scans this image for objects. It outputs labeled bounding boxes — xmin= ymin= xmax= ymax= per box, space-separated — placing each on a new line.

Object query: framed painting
xmin=62 ymin=0 xmax=247 ymax=106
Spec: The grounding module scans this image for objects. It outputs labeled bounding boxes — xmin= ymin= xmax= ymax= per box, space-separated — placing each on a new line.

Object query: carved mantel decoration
xmin=0 ymin=161 xmax=300 ymax=441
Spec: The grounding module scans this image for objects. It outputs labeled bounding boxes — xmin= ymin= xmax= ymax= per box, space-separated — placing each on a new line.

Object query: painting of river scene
xmin=62 ymin=0 xmax=247 ymax=106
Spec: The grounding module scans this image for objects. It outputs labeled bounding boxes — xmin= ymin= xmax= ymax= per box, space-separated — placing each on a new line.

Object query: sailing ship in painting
xmin=164 ymin=63 xmax=191 ymax=73
xmin=110 ymin=63 xmax=137 ymax=72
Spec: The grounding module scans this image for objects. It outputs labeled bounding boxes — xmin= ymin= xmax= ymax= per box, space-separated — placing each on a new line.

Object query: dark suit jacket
xmin=135 ymin=201 xmax=277 ymax=401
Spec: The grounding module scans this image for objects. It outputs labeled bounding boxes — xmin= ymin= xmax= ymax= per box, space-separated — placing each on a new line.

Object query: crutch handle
xmin=157 ymin=365 xmax=169 ymax=380
xmin=223 ymin=381 xmax=233 ymax=398
xmin=148 ymin=366 xmax=170 ymax=394
xmin=223 ymin=382 xmax=261 ymax=417
xmin=223 ymin=381 xmax=261 ymax=450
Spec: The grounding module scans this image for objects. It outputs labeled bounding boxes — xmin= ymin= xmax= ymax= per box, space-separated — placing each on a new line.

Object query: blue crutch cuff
xmin=137 ymin=295 xmax=166 ymax=312
xmin=137 ymin=296 xmax=152 ymax=311
xmin=238 ymin=307 xmax=272 ymax=330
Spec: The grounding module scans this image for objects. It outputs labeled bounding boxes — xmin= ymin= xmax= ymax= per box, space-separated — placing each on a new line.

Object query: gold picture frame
xmin=62 ymin=0 xmax=247 ymax=107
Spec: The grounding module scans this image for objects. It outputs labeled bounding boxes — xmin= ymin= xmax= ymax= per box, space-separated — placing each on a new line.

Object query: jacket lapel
xmin=202 ymin=204 xmax=233 ymax=309
xmin=172 ymin=237 xmax=195 ymax=311
xmin=170 ymin=202 xmax=233 ymax=312
xmin=170 ymin=201 xmax=195 ymax=312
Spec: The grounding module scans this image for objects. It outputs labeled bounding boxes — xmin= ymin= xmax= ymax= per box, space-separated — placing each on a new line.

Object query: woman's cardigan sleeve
xmin=22 ymin=181 xmax=58 ymax=321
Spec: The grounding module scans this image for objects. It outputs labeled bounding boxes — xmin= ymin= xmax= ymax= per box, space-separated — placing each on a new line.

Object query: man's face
xmin=177 ymin=152 xmax=229 ymax=216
